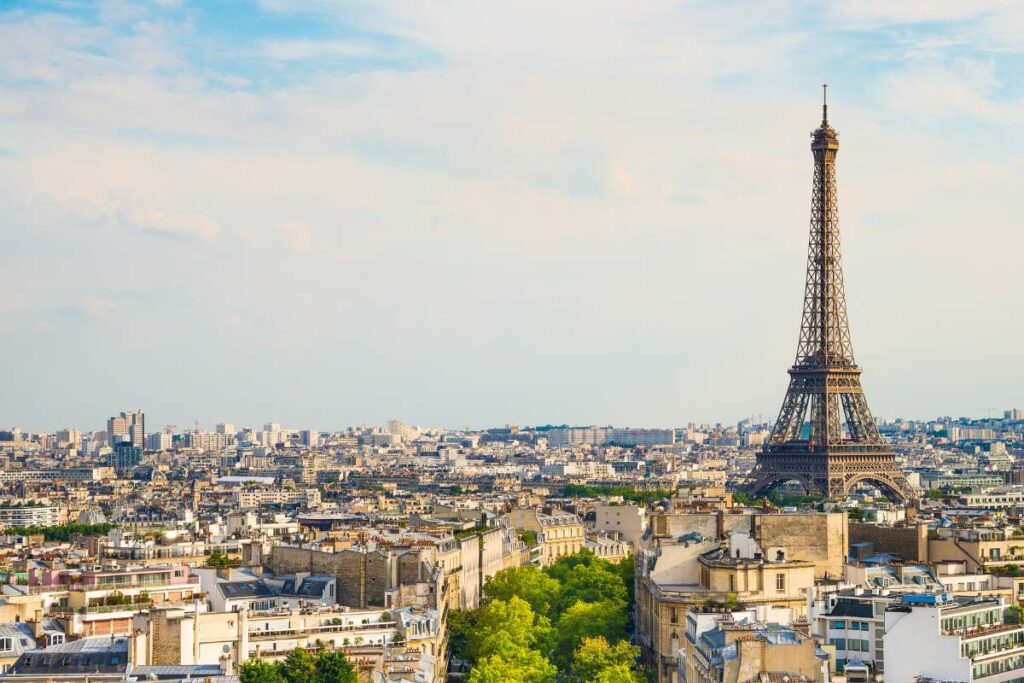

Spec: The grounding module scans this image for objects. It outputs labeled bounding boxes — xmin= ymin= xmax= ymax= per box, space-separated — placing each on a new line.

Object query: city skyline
xmin=3 ymin=1 xmax=1023 ymax=430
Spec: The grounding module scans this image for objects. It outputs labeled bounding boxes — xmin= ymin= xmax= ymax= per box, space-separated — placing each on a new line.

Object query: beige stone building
xmin=509 ymin=508 xmax=584 ymax=565
xmin=636 ymin=510 xmax=846 ymax=683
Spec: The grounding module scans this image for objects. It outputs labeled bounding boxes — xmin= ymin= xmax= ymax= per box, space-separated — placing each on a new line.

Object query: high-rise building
xmin=216 ymin=422 xmax=235 ymax=435
xmin=107 ymin=410 xmax=144 ymax=448
xmin=109 ymin=441 xmax=142 ymax=472
xmin=146 ymin=431 xmax=172 ymax=451
xmin=745 ymin=91 xmax=915 ymax=502
xmin=300 ymin=430 xmax=319 ymax=447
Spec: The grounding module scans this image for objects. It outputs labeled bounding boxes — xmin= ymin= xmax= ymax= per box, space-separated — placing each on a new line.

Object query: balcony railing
xmin=51 ymin=601 xmax=153 ymax=615
xmin=248 ymin=621 xmax=397 ymax=640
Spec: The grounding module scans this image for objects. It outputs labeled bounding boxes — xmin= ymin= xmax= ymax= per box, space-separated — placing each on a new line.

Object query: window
xmin=829 ymin=638 xmax=846 ymax=650
xmin=0 ymin=638 xmax=11 ymax=652
xmin=776 ymin=573 xmax=786 ymax=592
xmin=831 ymin=621 xmax=846 ymax=630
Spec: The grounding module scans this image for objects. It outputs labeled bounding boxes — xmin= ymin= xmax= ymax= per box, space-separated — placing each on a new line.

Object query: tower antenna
xmin=822 ymin=83 xmax=828 ymax=124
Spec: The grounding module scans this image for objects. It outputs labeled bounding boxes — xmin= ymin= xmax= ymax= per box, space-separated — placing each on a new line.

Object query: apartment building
xmin=636 ymin=511 xmax=845 ymax=683
xmin=509 ymin=508 xmax=585 ymax=566
xmin=885 ymin=593 xmax=1024 ymax=683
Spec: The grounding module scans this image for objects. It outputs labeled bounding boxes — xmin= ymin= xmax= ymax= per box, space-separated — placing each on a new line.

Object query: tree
xmin=554 ymin=600 xmax=629 ymax=669
xmin=312 ymin=650 xmax=357 ymax=683
xmin=484 ymin=565 xmax=561 ymax=615
xmin=468 ymin=643 xmax=557 ymax=683
xmin=594 ymin=663 xmax=647 ymax=683
xmin=569 ymin=637 xmax=642 ymax=683
xmin=467 ymin=596 xmax=552 ymax=661
xmin=545 ymin=549 xmax=603 ymax=583
xmin=447 ymin=608 xmax=478 ymax=661
xmin=555 ymin=563 xmax=627 ymax=615
xmin=239 ymin=660 xmax=285 ymax=683
xmin=280 ymin=648 xmax=316 ymax=683
xmin=609 ymin=556 xmax=636 ymax=607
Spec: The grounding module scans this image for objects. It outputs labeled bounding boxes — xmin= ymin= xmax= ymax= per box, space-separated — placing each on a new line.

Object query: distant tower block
xmin=745 ymin=88 xmax=916 ymax=502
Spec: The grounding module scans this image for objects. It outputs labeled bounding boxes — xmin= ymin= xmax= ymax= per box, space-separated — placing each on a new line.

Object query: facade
xmin=884 ymin=593 xmax=1024 ymax=683
xmin=107 ymin=410 xmax=144 ymax=449
xmin=593 ymin=503 xmax=647 ymax=547
xmin=136 ymin=604 xmax=445 ymax=681
xmin=509 ymin=508 xmax=585 ymax=566
xmin=637 ymin=511 xmax=845 ymax=683
xmin=680 ymin=607 xmax=829 ymax=683
xmin=0 ymin=503 xmax=60 ymax=529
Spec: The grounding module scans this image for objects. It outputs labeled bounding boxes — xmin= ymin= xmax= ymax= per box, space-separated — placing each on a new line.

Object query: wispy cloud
xmin=120 ymin=206 xmax=221 ymax=242
xmin=279 ymin=221 xmax=312 ymax=252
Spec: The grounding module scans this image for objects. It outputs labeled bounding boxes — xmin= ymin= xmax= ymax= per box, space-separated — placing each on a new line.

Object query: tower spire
xmin=822 ymin=83 xmax=828 ymax=125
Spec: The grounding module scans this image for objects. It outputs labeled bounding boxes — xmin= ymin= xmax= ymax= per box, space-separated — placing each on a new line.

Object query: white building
xmin=884 ymin=593 xmax=1024 ymax=683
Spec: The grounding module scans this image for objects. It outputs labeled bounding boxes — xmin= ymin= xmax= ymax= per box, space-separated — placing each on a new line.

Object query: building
xmin=509 ymin=508 xmax=585 ymax=565
xmin=636 ymin=510 xmax=846 ymax=683
xmin=136 ymin=604 xmax=445 ymax=681
xmin=107 ymin=410 xmax=144 ymax=448
xmin=884 ymin=593 xmax=1024 ymax=683
xmin=109 ymin=442 xmax=142 ymax=472
xmin=592 ymin=503 xmax=648 ymax=547
xmin=0 ymin=502 xmax=61 ymax=529
xmin=27 ymin=564 xmax=201 ymax=638
xmin=145 ymin=431 xmax=172 ymax=452
xmin=679 ymin=606 xmax=829 ymax=683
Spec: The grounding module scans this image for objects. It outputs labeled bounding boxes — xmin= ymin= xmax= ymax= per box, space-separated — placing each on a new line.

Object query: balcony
xmin=247 ymin=621 xmax=398 ymax=640
xmin=51 ymin=601 xmax=153 ymax=615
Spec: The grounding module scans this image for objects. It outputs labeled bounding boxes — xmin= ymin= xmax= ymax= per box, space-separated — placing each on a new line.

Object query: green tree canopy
xmin=554 ymin=600 xmax=629 ymax=670
xmin=239 ymin=647 xmax=357 ymax=683
xmin=555 ymin=563 xmax=627 ymax=615
xmin=483 ymin=565 xmax=562 ymax=615
xmin=239 ymin=660 xmax=285 ymax=683
xmin=568 ymin=636 xmax=641 ymax=683
xmin=467 ymin=596 xmax=553 ymax=661
xmin=467 ymin=643 xmax=557 ymax=683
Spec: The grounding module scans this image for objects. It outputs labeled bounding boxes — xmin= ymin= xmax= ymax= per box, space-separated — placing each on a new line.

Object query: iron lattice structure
xmin=746 ymin=92 xmax=916 ymax=502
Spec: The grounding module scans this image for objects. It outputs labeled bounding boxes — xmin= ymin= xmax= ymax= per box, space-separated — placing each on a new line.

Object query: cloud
xmin=82 ymin=295 xmax=114 ymax=318
xmin=260 ymin=39 xmax=387 ymax=62
xmin=120 ymin=206 xmax=221 ymax=242
xmin=279 ymin=221 xmax=313 ymax=252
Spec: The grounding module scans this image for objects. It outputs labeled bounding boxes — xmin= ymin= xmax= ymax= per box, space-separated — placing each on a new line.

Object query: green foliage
xmin=545 ymin=548 xmax=601 ymax=583
xmin=466 ymin=596 xmax=552 ymax=661
xmin=239 ymin=647 xmax=357 ymax=683
xmin=560 ymin=484 xmax=674 ymax=504
xmin=555 ymin=563 xmax=628 ymax=615
xmin=456 ymin=552 xmax=642 ymax=679
xmin=553 ymin=600 xmax=629 ymax=670
xmin=206 ymin=551 xmax=241 ymax=568
xmin=483 ymin=565 xmax=561 ymax=615
xmin=239 ymin=659 xmax=285 ymax=683
xmin=732 ymin=491 xmax=821 ymax=507
xmin=5 ymin=523 xmax=116 ymax=542
xmin=1006 ymin=605 xmax=1024 ymax=624
xmin=519 ymin=530 xmax=539 ymax=547
xmin=447 ymin=607 xmax=477 ymax=661
xmin=468 ymin=644 xmax=557 ymax=683
xmin=569 ymin=637 xmax=642 ymax=683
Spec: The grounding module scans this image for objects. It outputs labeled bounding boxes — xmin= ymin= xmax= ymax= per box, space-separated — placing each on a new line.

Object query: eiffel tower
xmin=746 ymin=87 xmax=916 ymax=503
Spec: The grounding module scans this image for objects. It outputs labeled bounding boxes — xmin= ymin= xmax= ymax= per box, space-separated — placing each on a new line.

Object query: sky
xmin=1 ymin=0 xmax=1023 ymax=432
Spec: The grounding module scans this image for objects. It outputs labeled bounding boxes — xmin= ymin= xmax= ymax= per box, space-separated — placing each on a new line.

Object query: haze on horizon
xmin=1 ymin=0 xmax=1022 ymax=432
